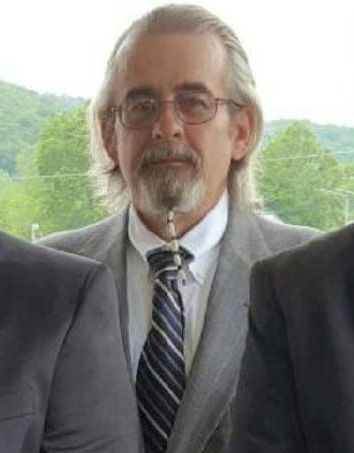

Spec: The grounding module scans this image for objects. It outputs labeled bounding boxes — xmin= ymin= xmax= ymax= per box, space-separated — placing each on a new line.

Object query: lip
xmin=148 ymin=159 xmax=188 ymax=166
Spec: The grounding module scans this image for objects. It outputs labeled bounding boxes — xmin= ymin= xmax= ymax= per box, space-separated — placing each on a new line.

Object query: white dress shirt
xmin=127 ymin=191 xmax=228 ymax=379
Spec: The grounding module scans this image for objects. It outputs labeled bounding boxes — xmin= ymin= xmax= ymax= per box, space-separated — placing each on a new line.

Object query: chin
xmin=141 ymin=179 xmax=205 ymax=216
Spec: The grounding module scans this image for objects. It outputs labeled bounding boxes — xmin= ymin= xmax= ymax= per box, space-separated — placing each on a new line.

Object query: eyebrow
xmin=125 ymin=87 xmax=156 ymax=101
xmin=175 ymin=82 xmax=211 ymax=94
xmin=124 ymin=82 xmax=211 ymax=101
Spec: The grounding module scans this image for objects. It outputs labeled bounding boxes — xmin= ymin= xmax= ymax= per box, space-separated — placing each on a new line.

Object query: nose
xmin=151 ymin=101 xmax=184 ymax=141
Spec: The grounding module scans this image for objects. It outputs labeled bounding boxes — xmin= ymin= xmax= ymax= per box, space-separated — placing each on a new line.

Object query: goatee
xmin=136 ymin=142 xmax=205 ymax=215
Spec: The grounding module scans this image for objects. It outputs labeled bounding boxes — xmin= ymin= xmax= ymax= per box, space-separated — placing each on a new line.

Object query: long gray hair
xmin=89 ymin=4 xmax=264 ymax=211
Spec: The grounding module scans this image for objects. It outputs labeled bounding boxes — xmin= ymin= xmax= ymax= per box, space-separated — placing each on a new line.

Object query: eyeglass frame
xmin=106 ymin=92 xmax=244 ymax=130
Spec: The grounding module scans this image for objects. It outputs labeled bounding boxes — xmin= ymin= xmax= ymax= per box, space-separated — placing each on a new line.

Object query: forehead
xmin=113 ymin=32 xmax=228 ymax=99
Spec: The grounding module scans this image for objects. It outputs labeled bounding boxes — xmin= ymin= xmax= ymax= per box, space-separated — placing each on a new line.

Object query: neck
xmin=135 ymin=193 xmax=224 ymax=240
xmin=137 ymin=210 xmax=200 ymax=240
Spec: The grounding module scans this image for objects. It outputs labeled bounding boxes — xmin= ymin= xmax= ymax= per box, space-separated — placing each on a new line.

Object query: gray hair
xmin=89 ymin=4 xmax=264 ymax=212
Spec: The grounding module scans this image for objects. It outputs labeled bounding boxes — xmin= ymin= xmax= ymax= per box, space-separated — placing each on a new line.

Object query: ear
xmin=101 ymin=114 xmax=119 ymax=164
xmin=230 ymin=107 xmax=253 ymax=162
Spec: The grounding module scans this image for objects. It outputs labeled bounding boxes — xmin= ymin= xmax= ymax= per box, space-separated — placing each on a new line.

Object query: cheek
xmin=188 ymin=125 xmax=233 ymax=166
xmin=116 ymin=130 xmax=149 ymax=175
xmin=116 ymin=131 xmax=133 ymax=179
xmin=184 ymin=127 xmax=209 ymax=157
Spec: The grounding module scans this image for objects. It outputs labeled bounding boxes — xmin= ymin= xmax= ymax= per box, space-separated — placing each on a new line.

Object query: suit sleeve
xmin=41 ymin=264 xmax=141 ymax=453
xmin=232 ymin=261 xmax=307 ymax=453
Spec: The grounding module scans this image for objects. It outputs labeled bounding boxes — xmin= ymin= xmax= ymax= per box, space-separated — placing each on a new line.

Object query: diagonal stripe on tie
xmin=144 ymin=343 xmax=185 ymax=394
xmin=148 ymin=334 xmax=185 ymax=380
xmin=139 ymin=402 xmax=168 ymax=450
xmin=151 ymin=320 xmax=184 ymax=360
xmin=137 ymin=356 xmax=180 ymax=415
xmin=153 ymin=308 xmax=184 ymax=347
xmin=137 ymin=367 xmax=177 ymax=424
xmin=136 ymin=246 xmax=193 ymax=453
xmin=140 ymin=352 xmax=181 ymax=406
xmin=154 ymin=292 xmax=181 ymax=324
xmin=155 ymin=279 xmax=182 ymax=312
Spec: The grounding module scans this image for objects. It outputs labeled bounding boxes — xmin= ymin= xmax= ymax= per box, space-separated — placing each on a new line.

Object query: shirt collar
xmin=128 ymin=191 xmax=229 ymax=283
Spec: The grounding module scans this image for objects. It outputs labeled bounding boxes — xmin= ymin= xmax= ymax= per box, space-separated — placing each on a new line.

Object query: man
xmin=39 ymin=5 xmax=319 ymax=452
xmin=234 ymin=225 xmax=354 ymax=453
xmin=0 ymin=231 xmax=141 ymax=452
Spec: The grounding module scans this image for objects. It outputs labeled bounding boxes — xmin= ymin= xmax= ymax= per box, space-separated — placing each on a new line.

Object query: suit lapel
xmin=167 ymin=203 xmax=271 ymax=453
xmin=94 ymin=210 xmax=133 ymax=376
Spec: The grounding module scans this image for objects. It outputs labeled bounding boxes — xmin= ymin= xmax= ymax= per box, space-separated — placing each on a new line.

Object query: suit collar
xmin=224 ymin=201 xmax=272 ymax=265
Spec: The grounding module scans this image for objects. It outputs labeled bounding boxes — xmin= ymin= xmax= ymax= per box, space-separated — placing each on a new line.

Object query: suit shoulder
xmin=0 ymin=231 xmax=105 ymax=285
xmin=37 ymin=212 xmax=127 ymax=257
xmin=254 ymin=213 xmax=321 ymax=254
xmin=258 ymin=222 xmax=354 ymax=277
xmin=0 ymin=232 xmax=114 ymax=347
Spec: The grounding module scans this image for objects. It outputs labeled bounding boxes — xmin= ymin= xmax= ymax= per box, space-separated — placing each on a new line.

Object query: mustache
xmin=140 ymin=142 xmax=200 ymax=167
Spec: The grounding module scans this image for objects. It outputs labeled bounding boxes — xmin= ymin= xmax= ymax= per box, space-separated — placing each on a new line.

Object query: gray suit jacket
xmin=0 ymin=232 xmax=141 ymax=452
xmin=39 ymin=203 xmax=319 ymax=453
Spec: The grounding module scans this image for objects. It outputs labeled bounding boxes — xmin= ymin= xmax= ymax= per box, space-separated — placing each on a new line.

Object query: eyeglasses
xmin=108 ymin=91 xmax=244 ymax=129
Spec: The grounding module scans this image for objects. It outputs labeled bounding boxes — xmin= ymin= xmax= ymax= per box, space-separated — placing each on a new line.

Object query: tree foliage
xmin=33 ymin=107 xmax=105 ymax=235
xmin=265 ymin=119 xmax=354 ymax=163
xmin=0 ymin=80 xmax=83 ymax=174
xmin=0 ymin=106 xmax=105 ymax=239
xmin=258 ymin=123 xmax=348 ymax=230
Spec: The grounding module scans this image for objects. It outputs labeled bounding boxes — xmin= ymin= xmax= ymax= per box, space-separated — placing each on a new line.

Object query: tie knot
xmin=147 ymin=246 xmax=193 ymax=278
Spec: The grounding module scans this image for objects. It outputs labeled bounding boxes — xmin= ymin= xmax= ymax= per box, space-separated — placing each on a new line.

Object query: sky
xmin=0 ymin=0 xmax=353 ymax=126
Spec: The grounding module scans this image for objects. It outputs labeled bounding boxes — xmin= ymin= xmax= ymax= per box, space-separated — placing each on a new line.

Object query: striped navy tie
xmin=136 ymin=246 xmax=193 ymax=453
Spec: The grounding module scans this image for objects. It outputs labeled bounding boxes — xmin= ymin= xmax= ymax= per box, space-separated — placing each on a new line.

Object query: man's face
xmin=108 ymin=32 xmax=250 ymax=218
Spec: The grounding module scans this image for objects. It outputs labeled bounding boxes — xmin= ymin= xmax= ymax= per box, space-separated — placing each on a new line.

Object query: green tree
xmin=0 ymin=178 xmax=42 ymax=239
xmin=32 ymin=106 xmax=105 ymax=235
xmin=0 ymin=81 xmax=83 ymax=174
xmin=258 ymin=122 xmax=345 ymax=231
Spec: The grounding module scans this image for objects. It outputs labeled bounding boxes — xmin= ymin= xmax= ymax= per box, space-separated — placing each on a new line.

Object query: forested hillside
xmin=0 ymin=81 xmax=84 ymax=174
xmin=265 ymin=119 xmax=354 ymax=162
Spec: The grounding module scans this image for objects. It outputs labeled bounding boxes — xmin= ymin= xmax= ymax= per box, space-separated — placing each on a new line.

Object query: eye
xmin=178 ymin=93 xmax=211 ymax=110
xmin=127 ymin=98 xmax=156 ymax=113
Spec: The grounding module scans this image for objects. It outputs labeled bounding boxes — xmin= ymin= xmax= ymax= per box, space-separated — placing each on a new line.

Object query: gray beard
xmin=138 ymin=167 xmax=205 ymax=215
xmin=135 ymin=142 xmax=205 ymax=215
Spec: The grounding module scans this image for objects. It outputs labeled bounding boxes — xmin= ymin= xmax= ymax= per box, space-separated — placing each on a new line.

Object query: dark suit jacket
xmin=0 ymin=232 xmax=141 ymax=452
xmin=234 ymin=224 xmax=354 ymax=453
